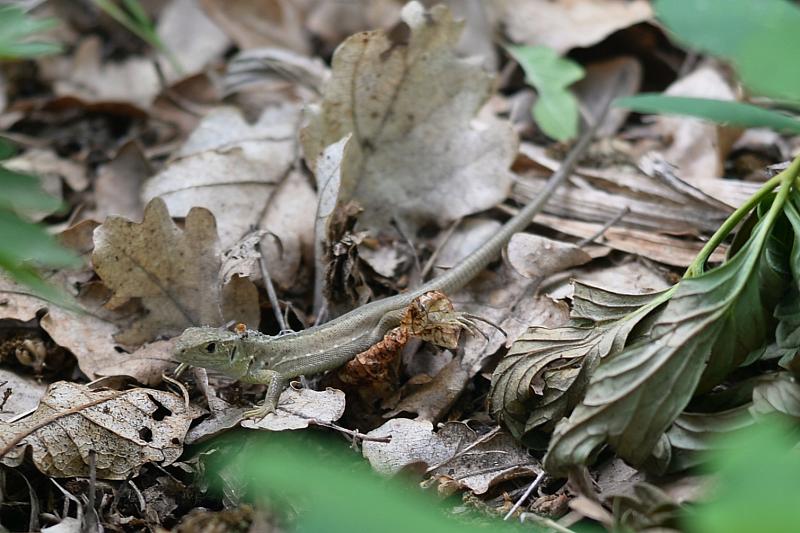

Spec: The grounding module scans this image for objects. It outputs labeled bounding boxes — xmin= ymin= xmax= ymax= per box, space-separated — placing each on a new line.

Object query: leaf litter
xmin=0 ymin=1 xmax=798 ymax=531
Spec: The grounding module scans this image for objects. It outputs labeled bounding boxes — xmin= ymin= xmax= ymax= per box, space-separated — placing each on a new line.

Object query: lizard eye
xmin=205 ymin=342 xmax=216 ymax=354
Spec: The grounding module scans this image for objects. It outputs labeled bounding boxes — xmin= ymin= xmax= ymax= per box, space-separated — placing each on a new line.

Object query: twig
xmin=576 ymin=206 xmax=630 ymax=248
xmin=256 ymin=233 xmax=289 ymax=332
xmin=307 ymin=418 xmax=391 ymax=443
xmin=162 ymin=373 xmax=190 ymax=410
xmin=0 ymin=390 xmax=127 ymax=459
xmin=503 ymin=471 xmax=545 ymax=520
xmin=421 ymin=217 xmax=462 ymax=279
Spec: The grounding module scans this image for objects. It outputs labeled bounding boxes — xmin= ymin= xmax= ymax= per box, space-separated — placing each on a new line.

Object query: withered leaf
xmin=241 ymin=387 xmax=346 ymax=431
xmin=363 ymin=419 xmax=539 ymax=494
xmin=302 ymin=2 xmax=516 ymax=234
xmin=92 ymin=198 xmax=259 ymax=344
xmin=0 ymin=382 xmax=202 ymax=479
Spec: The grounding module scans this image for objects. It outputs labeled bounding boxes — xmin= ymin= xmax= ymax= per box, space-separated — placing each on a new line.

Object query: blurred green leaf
xmin=686 ymin=419 xmax=800 ymax=533
xmin=654 ymin=0 xmax=800 ymax=101
xmin=0 ymin=5 xmax=61 ymax=59
xmin=507 ymin=45 xmax=584 ymax=141
xmin=617 ymin=95 xmax=800 ymax=134
xmin=216 ymin=434 xmax=525 ymax=533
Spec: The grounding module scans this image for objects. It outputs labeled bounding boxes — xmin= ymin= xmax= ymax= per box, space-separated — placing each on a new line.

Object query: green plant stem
xmin=684 ymin=155 xmax=800 ymax=278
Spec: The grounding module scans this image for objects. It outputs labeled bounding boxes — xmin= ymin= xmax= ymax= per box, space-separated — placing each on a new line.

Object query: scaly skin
xmin=175 ymin=111 xmax=603 ymax=419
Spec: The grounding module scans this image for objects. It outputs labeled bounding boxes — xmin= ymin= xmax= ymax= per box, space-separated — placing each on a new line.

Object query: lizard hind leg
xmin=241 ymin=369 xmax=286 ymax=420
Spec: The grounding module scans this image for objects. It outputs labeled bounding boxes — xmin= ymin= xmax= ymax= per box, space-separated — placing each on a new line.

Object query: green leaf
xmin=666 ymin=405 xmax=753 ymax=472
xmin=616 ymin=95 xmax=800 ymax=134
xmin=654 ymin=0 xmax=800 ymax=102
xmin=544 ymin=175 xmax=794 ymax=475
xmin=489 ymin=285 xmax=670 ymax=442
xmin=0 ymin=6 xmax=61 ymax=59
xmin=0 ymin=164 xmax=62 ymax=213
xmin=507 ymin=45 xmax=584 ymax=141
xmin=686 ymin=418 xmax=800 ymax=533
xmin=770 ymin=192 xmax=800 ymax=370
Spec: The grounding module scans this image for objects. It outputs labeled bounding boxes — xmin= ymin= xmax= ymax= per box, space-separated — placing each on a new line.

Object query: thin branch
xmin=504 ymin=471 xmax=545 ymax=520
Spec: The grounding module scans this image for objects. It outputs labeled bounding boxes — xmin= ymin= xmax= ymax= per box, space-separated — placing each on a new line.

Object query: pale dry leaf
xmin=302 ymin=1 xmax=517 ymax=234
xmin=92 ymin=339 xmax=176 ymax=387
xmin=653 ymin=65 xmax=740 ymax=183
xmin=0 ymin=382 xmax=202 ymax=479
xmin=363 ymin=419 xmax=540 ymax=494
xmin=40 ymin=282 xmax=135 ymax=381
xmin=92 ymin=198 xmax=259 ymax=345
xmin=4 ymin=148 xmax=87 ymax=199
xmin=54 ymin=36 xmax=160 ymax=106
xmin=224 ymin=47 xmax=329 ymax=98
xmin=498 ymin=0 xmax=652 ymax=54
xmin=143 ymin=105 xmax=309 ymax=256
xmin=201 ymin=0 xmax=312 ymax=53
xmin=87 ymin=141 xmax=150 ymax=222
xmin=0 ymin=274 xmax=49 ymax=322
xmin=0 ymin=369 xmax=47 ymax=421
xmin=158 ymin=0 xmax=230 ymax=77
xmin=547 ymin=261 xmax=672 ymax=302
xmin=507 ymin=233 xmax=592 ymax=279
xmin=241 ymin=386 xmax=346 ymax=431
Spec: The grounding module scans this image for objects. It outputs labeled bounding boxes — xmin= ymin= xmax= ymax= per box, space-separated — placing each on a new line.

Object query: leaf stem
xmin=684 ymin=155 xmax=800 ymax=278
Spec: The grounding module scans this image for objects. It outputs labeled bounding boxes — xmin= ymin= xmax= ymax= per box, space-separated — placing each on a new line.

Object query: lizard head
xmin=174 ymin=326 xmax=251 ymax=378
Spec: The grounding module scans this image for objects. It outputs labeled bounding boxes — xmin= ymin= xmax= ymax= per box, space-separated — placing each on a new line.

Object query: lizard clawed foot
xmin=243 ymin=401 xmax=278 ymax=420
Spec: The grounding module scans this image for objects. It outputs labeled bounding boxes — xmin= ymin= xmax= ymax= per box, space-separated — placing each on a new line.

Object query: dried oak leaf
xmin=302 ymin=1 xmax=516 ymax=234
xmin=0 ymin=382 xmax=202 ymax=479
xmin=363 ymin=419 xmax=540 ymax=495
xmin=92 ymin=198 xmax=259 ymax=345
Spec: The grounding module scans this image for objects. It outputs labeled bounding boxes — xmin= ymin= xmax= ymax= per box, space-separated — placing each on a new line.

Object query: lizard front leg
xmin=240 ymin=368 xmax=286 ymax=420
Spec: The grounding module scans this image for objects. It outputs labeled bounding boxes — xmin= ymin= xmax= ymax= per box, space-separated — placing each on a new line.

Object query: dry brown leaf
xmin=86 ymin=141 xmax=150 ymax=222
xmin=201 ymin=0 xmax=312 ymax=53
xmin=0 ymin=275 xmax=49 ymax=322
xmin=363 ymin=419 xmax=540 ymax=494
xmin=0 ymin=382 xmax=202 ymax=479
xmin=306 ymin=0 xmax=402 ymax=51
xmin=241 ymin=386 xmax=346 ymax=431
xmin=384 ymin=358 xmax=468 ymax=421
xmin=302 ymin=2 xmax=517 ymax=235
xmin=39 ymin=282 xmax=139 ymax=382
xmin=574 ymin=57 xmax=643 ymax=136
xmin=499 ymin=0 xmax=652 ymax=53
xmin=652 ymin=66 xmax=740 ymax=183
xmin=92 ymin=198 xmax=259 ymax=344
xmin=507 ymin=233 xmax=592 ymax=279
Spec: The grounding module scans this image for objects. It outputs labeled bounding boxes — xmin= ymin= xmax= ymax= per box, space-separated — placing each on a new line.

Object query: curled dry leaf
xmin=302 ymin=1 xmax=516 ymax=235
xmin=0 ymin=382 xmax=202 ymax=479
xmin=241 ymin=386 xmax=346 ymax=431
xmin=499 ymin=0 xmax=652 ymax=54
xmin=92 ymin=198 xmax=259 ymax=345
xmin=652 ymin=66 xmax=740 ymax=183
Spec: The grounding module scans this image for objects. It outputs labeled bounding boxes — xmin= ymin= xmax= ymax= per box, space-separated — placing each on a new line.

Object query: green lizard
xmin=175 ymin=111 xmax=603 ymax=420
